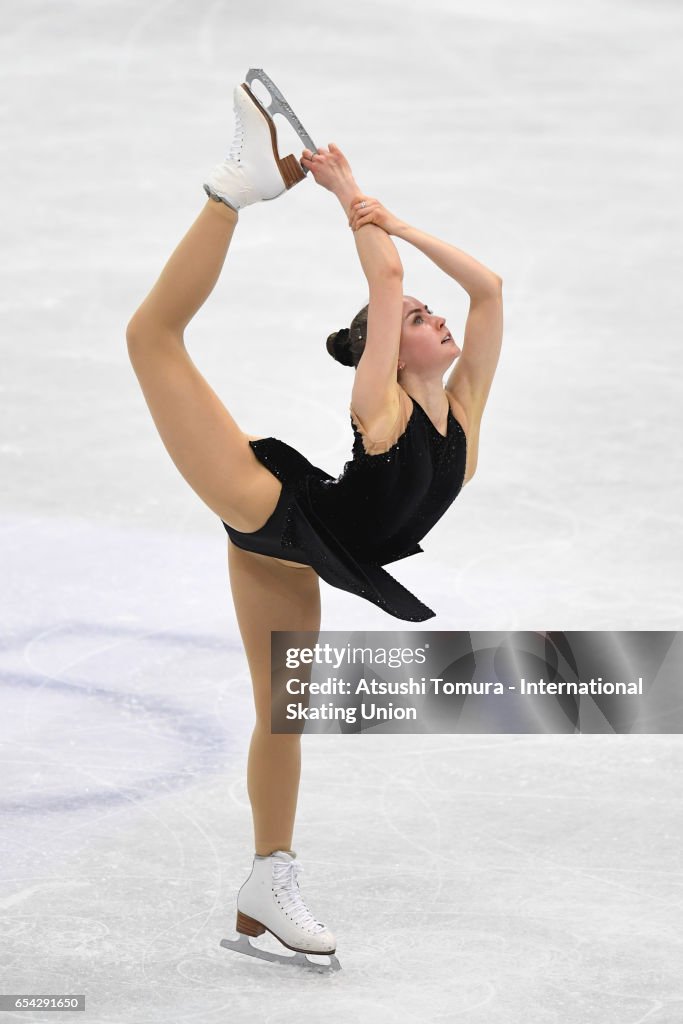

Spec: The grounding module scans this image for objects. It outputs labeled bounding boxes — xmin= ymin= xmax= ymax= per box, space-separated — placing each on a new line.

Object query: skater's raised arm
xmin=348 ymin=197 xmax=501 ymax=300
xmin=303 ymin=145 xmax=406 ymax=416
xmin=347 ymin=195 xmax=504 ymax=438
xmin=302 ymin=145 xmax=403 ymax=281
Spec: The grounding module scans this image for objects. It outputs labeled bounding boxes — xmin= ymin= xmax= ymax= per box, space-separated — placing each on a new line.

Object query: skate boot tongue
xmin=270 ymin=854 xmax=325 ymax=934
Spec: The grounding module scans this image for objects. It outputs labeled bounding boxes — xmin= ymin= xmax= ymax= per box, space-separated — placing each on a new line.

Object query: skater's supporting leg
xmin=247 ymin=726 xmax=301 ymax=856
xmin=125 ymin=202 xmax=282 ymax=532
xmin=227 ymin=541 xmax=321 ymax=856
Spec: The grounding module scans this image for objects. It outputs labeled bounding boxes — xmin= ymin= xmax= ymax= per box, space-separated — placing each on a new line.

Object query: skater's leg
xmin=126 ymin=201 xmax=281 ymax=532
xmin=227 ymin=540 xmax=321 ymax=856
xmin=129 ymin=199 xmax=237 ymax=335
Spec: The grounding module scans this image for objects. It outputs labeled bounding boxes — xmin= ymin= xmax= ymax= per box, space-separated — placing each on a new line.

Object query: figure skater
xmin=125 ymin=70 xmax=503 ymax=973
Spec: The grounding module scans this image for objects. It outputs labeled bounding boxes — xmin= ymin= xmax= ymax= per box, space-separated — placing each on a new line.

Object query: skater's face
xmin=399 ymin=296 xmax=461 ymax=375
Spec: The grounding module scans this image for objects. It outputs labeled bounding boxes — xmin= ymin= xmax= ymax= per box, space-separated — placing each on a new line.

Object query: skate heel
xmin=241 ymin=83 xmax=306 ymax=191
xmin=236 ymin=910 xmax=265 ymax=937
xmin=277 ymin=152 xmax=306 ymax=189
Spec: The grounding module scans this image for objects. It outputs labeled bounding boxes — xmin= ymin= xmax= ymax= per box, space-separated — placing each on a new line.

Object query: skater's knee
xmin=125 ymin=313 xmax=154 ymax=348
xmin=126 ymin=315 xmax=183 ymax=357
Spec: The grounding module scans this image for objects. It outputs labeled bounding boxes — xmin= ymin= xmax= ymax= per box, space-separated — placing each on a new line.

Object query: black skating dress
xmin=221 ymin=386 xmax=468 ymax=621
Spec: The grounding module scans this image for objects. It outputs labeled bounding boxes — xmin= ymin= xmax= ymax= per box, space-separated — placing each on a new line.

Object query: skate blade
xmin=220 ymin=934 xmax=342 ymax=974
xmin=244 ymin=68 xmax=318 ymax=167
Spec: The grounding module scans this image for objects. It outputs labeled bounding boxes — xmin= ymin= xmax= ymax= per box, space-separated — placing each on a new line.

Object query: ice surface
xmin=1 ymin=0 xmax=682 ymax=1019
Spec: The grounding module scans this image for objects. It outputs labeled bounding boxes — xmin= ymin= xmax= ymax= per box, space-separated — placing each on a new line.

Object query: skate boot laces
xmin=228 ymin=110 xmax=245 ymax=163
xmin=272 ymin=861 xmax=326 ymax=934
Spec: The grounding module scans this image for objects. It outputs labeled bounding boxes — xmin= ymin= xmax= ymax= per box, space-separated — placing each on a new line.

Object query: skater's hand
xmin=301 ymin=143 xmax=358 ymax=197
xmin=348 ymin=196 xmax=405 ymax=236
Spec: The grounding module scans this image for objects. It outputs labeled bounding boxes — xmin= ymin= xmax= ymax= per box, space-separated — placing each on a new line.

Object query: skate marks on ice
xmin=1 ymin=542 xmax=681 ymax=1013
xmin=445 ymin=487 xmax=581 ymax=630
xmin=340 ymin=735 xmax=683 ymax=1020
xmin=0 ymin=620 xmax=232 ymax=815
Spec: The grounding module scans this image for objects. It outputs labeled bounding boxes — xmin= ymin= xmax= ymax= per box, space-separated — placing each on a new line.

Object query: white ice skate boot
xmin=203 ymin=68 xmax=318 ymax=212
xmin=220 ymin=850 xmax=341 ymax=973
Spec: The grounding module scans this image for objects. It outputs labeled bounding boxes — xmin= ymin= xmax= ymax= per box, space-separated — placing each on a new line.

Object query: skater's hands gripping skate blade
xmin=301 ymin=143 xmax=360 ymax=197
xmin=348 ymin=196 xmax=405 ymax=235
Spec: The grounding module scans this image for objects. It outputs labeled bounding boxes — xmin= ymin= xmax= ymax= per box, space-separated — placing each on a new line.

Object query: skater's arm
xmin=339 ymin=197 xmax=404 ymax=416
xmin=400 ymin=224 xmax=505 ymax=416
xmin=444 ymin=291 xmax=504 ymax=428
xmin=346 ymin=193 xmax=504 ymax=449
xmin=301 ymin=145 xmax=405 ymax=423
xmin=394 ymin=223 xmax=501 ymax=299
xmin=301 ymin=144 xmax=403 ymax=281
xmin=408 ymin=225 xmax=504 ymax=427
xmin=346 ymin=207 xmax=404 ymax=283
xmin=347 ymin=198 xmax=502 ymax=300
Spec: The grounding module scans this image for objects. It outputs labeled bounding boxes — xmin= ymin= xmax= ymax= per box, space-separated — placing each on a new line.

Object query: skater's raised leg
xmin=126 ymin=200 xmax=283 ymax=533
xmin=130 ymin=198 xmax=238 ymax=335
xmin=125 ymin=75 xmax=316 ymax=533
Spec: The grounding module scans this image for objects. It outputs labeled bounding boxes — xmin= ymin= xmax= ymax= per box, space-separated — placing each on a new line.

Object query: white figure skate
xmin=220 ymin=850 xmax=341 ymax=974
xmin=203 ymin=68 xmax=319 ymax=212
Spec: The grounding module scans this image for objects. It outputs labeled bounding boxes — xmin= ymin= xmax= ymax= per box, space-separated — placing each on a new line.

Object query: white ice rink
xmin=1 ymin=0 xmax=682 ymax=1020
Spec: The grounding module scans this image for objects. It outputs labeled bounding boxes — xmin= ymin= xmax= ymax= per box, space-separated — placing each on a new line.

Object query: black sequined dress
xmin=222 ymin=390 xmax=467 ymax=621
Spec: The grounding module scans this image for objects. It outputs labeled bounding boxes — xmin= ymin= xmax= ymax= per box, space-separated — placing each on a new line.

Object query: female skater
xmin=126 ymin=71 xmax=503 ymax=972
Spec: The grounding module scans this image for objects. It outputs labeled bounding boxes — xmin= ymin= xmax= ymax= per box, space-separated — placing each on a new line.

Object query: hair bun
xmin=326 ymin=326 xmax=354 ymax=367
